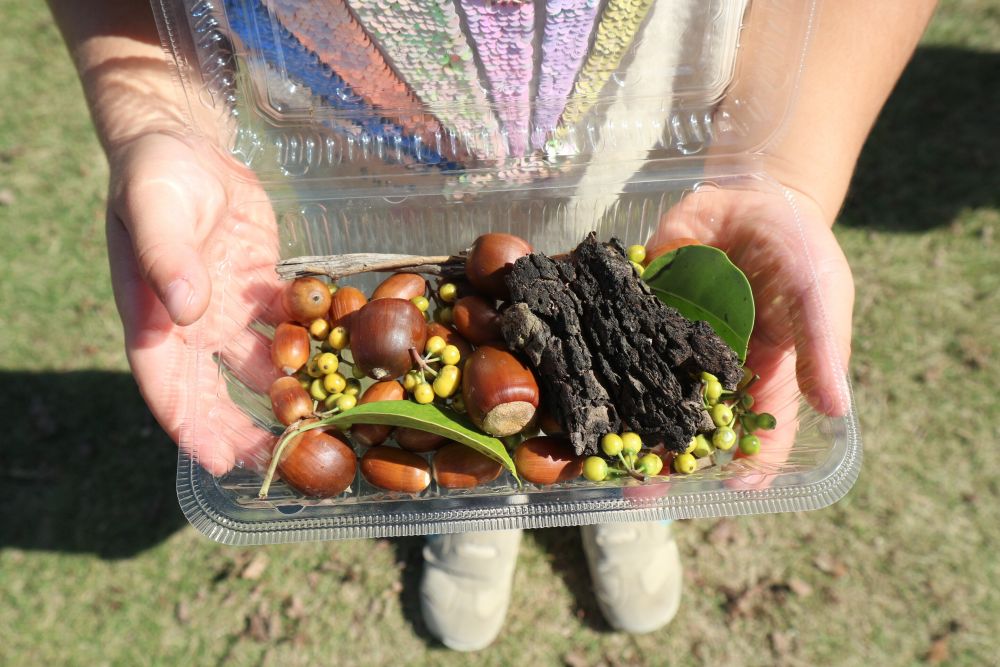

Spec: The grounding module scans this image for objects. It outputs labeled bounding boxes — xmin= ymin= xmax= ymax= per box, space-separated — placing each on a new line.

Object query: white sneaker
xmin=580 ymin=521 xmax=682 ymax=634
xmin=419 ymin=529 xmax=522 ymax=651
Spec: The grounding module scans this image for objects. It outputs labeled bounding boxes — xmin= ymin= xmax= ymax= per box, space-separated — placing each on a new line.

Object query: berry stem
xmin=409 ymin=347 xmax=438 ymax=377
xmin=258 ymin=418 xmax=334 ymax=499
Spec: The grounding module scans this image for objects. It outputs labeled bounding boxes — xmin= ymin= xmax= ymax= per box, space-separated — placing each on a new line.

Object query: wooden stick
xmin=275 ymin=253 xmax=467 ymax=281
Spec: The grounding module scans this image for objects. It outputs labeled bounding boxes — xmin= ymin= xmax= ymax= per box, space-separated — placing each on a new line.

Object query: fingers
xmin=116 ymin=168 xmax=214 ymax=326
xmin=725 ymin=343 xmax=800 ymax=491
xmin=108 ymin=216 xmax=271 ymax=477
xmin=785 ymin=195 xmax=854 ymax=418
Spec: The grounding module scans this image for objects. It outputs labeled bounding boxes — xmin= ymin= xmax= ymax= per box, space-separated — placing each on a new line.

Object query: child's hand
xmin=106 ymin=133 xmax=284 ymax=475
xmin=649 ymin=185 xmax=854 ymax=489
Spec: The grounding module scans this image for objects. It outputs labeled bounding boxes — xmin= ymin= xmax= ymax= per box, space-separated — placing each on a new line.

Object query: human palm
xmin=649 ymin=184 xmax=854 ymax=488
xmin=107 ymin=133 xmax=284 ymax=475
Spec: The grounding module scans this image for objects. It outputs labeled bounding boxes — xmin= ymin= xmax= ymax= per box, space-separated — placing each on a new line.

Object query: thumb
xmin=117 ymin=174 xmax=213 ymax=326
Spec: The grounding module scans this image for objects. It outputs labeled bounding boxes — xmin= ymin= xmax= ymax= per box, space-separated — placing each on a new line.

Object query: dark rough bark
xmin=501 ymin=233 xmax=742 ymax=455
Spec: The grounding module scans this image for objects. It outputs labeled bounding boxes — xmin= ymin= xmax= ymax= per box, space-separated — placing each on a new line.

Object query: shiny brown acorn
xmin=393 ymin=427 xmax=448 ymax=453
xmin=283 ymin=277 xmax=332 ymax=323
xmin=350 ymin=380 xmax=406 ymax=447
xmin=271 ymin=322 xmax=311 ymax=375
xmin=513 ymin=436 xmax=583 ymax=485
xmin=328 ymin=285 xmax=368 ymax=328
xmin=360 ymin=446 xmax=431 ymax=493
xmin=371 ymin=273 xmax=426 ymax=301
xmin=350 ymin=299 xmax=428 ymax=380
xmin=465 ymin=233 xmax=533 ymax=300
xmin=461 ymin=344 xmax=540 ymax=437
xmin=277 ymin=426 xmax=357 ymax=498
xmin=432 ymin=443 xmax=503 ymax=489
xmin=452 ymin=295 xmax=502 ymax=345
xmin=268 ymin=376 xmax=314 ymax=426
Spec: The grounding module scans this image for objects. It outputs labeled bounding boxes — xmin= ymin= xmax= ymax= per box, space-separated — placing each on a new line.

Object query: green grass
xmin=1 ymin=1 xmax=998 ymax=665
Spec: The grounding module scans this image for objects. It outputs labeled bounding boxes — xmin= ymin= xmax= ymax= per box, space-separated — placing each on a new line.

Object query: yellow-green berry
xmin=335 ymin=394 xmax=356 ymax=411
xmin=433 ymin=365 xmax=460 ymax=398
xmin=626 ymin=244 xmax=646 ymax=264
xmin=323 ymin=372 xmax=347 ymax=394
xmin=621 ymin=432 xmax=643 ymax=455
xmin=343 ymin=378 xmax=362 ymax=396
xmin=638 ymin=453 xmax=663 ymax=476
xmin=673 ymin=453 xmax=697 ymax=474
xmin=583 ymin=456 xmax=609 ymax=482
xmin=739 ymin=434 xmax=761 ymax=456
xmin=327 ymin=326 xmax=349 ymax=351
xmin=712 ymin=427 xmax=737 ymax=451
xmin=411 ymin=296 xmax=430 ymax=312
xmin=705 ymin=380 xmax=723 ymax=403
xmin=691 ymin=434 xmax=713 ymax=459
xmin=440 ymin=344 xmax=461 ymax=366
xmin=601 ymin=433 xmax=624 ymax=457
xmin=403 ymin=370 xmax=421 ymax=392
xmin=413 ymin=382 xmax=434 ymax=404
xmin=438 ymin=283 xmax=458 ymax=303
xmin=425 ymin=335 xmax=446 ymax=356
xmin=711 ymin=403 xmax=733 ymax=428
xmin=317 ymin=352 xmax=339 ymax=375
xmin=309 ymin=378 xmax=328 ymax=401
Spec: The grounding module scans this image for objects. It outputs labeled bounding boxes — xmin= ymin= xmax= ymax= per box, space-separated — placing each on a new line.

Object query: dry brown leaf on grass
xmin=813 ymin=554 xmax=848 ymax=577
xmin=924 ymin=636 xmax=949 ymax=664
xmin=787 ymin=578 xmax=813 ymax=598
xmin=239 ymin=552 xmax=269 ymax=580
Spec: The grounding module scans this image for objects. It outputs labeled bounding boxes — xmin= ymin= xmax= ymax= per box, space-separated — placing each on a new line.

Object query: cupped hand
xmin=648 ymin=184 xmax=854 ymax=489
xmin=106 ymin=133 xmax=285 ymax=475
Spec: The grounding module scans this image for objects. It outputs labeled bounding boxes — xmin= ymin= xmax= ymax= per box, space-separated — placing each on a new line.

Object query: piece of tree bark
xmin=502 ymin=233 xmax=741 ymax=455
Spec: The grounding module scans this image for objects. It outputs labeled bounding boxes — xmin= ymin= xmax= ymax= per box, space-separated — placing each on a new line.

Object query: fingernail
xmin=164 ymin=278 xmax=194 ymax=324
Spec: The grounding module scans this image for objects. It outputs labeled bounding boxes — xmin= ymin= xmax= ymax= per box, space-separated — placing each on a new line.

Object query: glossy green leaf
xmin=641 ymin=245 xmax=755 ymax=362
xmin=319 ymin=401 xmax=519 ymax=481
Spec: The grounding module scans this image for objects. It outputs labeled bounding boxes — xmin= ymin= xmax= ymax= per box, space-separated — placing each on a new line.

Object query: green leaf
xmin=319 ymin=401 xmax=519 ymax=481
xmin=641 ymin=245 xmax=755 ymax=362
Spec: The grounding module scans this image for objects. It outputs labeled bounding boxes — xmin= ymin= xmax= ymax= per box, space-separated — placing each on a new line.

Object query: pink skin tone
xmin=107 ymin=134 xmax=285 ymax=474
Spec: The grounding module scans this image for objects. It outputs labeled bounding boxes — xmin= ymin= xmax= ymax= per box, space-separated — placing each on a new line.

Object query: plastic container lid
xmin=153 ymin=0 xmax=862 ymax=544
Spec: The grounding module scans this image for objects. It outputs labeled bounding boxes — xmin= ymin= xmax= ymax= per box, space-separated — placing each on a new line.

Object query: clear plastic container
xmin=153 ymin=0 xmax=862 ymax=544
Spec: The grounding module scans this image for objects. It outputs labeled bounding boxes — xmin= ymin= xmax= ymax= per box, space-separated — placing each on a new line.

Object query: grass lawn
xmin=1 ymin=1 xmax=998 ymax=665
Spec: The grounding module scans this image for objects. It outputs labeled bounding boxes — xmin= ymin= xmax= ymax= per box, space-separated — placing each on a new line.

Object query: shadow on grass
xmin=0 ymin=370 xmax=186 ymax=559
xmin=388 ymin=536 xmax=440 ymax=645
xmin=527 ymin=527 xmax=610 ymax=632
xmin=840 ymin=46 xmax=999 ymax=231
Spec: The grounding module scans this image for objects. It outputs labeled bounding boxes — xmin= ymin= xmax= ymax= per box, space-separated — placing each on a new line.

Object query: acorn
xmin=465 ymin=233 xmax=533 ymax=300
xmin=371 ymin=273 xmax=427 ymax=301
xmin=271 ymin=322 xmax=311 ymax=375
xmin=461 ymin=344 xmax=540 ymax=436
xmin=513 ymin=436 xmax=583 ymax=485
xmin=360 ymin=446 xmax=431 ymax=493
xmin=350 ymin=380 xmax=405 ymax=447
xmin=432 ymin=443 xmax=503 ymax=489
xmin=268 ymin=376 xmax=314 ymax=426
xmin=350 ymin=299 xmax=428 ymax=380
xmin=283 ymin=277 xmax=332 ymax=323
xmin=393 ymin=427 xmax=448 ymax=453
xmin=426 ymin=322 xmax=474 ymax=362
xmin=277 ymin=426 xmax=357 ymax=498
xmin=329 ymin=286 xmax=368 ymax=328
xmin=452 ymin=295 xmax=502 ymax=345
xmin=536 ymin=405 xmax=566 ymax=436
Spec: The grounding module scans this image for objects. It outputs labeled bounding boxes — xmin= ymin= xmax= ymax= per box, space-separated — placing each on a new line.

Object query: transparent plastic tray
xmin=154 ymin=0 xmax=862 ymax=544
